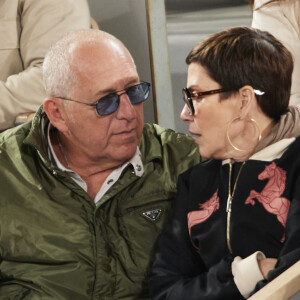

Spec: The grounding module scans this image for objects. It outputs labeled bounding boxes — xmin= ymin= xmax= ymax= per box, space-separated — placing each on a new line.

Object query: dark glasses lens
xmin=182 ymin=88 xmax=194 ymax=115
xmin=96 ymin=82 xmax=150 ymax=116
xmin=96 ymin=94 xmax=119 ymax=116
xmin=127 ymin=82 xmax=150 ymax=104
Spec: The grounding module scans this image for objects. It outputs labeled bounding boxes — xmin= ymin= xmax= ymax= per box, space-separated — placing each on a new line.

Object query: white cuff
xmin=231 ymin=251 xmax=266 ymax=298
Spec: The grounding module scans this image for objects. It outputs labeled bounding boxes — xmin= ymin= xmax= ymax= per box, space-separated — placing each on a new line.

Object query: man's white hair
xmin=42 ymin=29 xmax=131 ymax=99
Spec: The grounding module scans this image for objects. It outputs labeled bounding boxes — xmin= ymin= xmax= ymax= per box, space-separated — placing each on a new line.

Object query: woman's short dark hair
xmin=186 ymin=26 xmax=293 ymax=121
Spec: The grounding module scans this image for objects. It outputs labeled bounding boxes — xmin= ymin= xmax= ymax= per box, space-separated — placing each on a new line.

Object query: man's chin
xmin=115 ymin=143 xmax=138 ymax=161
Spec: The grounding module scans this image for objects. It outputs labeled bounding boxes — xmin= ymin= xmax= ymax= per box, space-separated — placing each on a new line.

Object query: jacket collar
xmin=139 ymin=124 xmax=163 ymax=164
xmin=23 ymin=106 xmax=51 ymax=167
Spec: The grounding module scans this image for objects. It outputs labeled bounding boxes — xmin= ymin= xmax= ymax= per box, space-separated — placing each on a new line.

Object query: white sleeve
xmin=251 ymin=0 xmax=300 ymax=108
xmin=0 ymin=0 xmax=91 ymax=130
xmin=231 ymin=251 xmax=266 ymax=298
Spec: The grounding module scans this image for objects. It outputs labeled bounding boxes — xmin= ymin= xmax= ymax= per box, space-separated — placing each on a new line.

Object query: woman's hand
xmin=258 ymin=258 xmax=277 ymax=279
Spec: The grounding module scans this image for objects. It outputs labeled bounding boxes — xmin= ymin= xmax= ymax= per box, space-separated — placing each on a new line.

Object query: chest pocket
xmin=117 ymin=191 xmax=174 ymax=273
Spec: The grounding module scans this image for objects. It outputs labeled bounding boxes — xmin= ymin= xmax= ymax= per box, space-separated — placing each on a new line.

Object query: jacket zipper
xmin=226 ymin=162 xmax=245 ymax=254
xmin=226 ymin=163 xmax=233 ymax=253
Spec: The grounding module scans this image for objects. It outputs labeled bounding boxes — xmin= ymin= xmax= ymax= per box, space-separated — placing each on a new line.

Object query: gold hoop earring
xmin=226 ymin=117 xmax=262 ymax=152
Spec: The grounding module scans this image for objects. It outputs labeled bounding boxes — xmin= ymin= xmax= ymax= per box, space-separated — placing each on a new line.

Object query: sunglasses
xmin=58 ymin=81 xmax=150 ymax=116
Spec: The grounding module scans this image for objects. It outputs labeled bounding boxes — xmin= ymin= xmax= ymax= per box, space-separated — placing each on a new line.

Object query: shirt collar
xmin=47 ymin=124 xmax=70 ymax=172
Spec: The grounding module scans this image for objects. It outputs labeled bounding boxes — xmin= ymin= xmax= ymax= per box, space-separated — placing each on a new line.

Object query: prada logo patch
xmin=142 ymin=209 xmax=162 ymax=221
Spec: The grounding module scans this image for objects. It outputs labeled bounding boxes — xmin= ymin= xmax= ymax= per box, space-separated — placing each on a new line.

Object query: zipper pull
xmin=226 ymin=195 xmax=232 ymax=212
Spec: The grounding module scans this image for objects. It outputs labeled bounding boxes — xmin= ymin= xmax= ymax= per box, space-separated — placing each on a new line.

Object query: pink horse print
xmin=245 ymin=162 xmax=290 ymax=242
xmin=188 ymin=189 xmax=219 ymax=235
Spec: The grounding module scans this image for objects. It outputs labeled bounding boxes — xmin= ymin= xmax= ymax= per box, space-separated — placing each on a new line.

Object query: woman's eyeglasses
xmin=182 ymin=87 xmax=230 ymax=115
xmin=58 ymin=81 xmax=150 ymax=116
xmin=182 ymin=87 xmax=265 ymax=115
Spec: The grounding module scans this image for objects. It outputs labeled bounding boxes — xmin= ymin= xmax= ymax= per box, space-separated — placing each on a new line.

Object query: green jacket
xmin=0 ymin=108 xmax=200 ymax=299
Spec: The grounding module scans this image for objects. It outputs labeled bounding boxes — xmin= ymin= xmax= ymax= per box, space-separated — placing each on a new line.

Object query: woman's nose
xmin=180 ymin=104 xmax=193 ymax=123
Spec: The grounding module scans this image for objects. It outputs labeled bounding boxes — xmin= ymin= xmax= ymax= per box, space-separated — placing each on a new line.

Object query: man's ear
xmin=43 ymin=98 xmax=68 ymax=132
xmin=238 ymin=85 xmax=256 ymax=119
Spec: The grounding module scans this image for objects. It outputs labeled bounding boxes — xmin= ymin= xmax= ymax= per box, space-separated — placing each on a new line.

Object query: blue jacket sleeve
xmin=149 ymin=175 xmax=243 ymax=300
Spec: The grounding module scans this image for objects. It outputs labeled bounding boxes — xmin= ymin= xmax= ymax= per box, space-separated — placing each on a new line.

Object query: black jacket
xmin=149 ymin=137 xmax=300 ymax=299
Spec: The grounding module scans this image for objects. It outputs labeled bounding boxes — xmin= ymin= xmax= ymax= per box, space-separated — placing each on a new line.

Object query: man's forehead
xmin=68 ymin=37 xmax=138 ymax=95
xmin=70 ymin=42 xmax=135 ymax=74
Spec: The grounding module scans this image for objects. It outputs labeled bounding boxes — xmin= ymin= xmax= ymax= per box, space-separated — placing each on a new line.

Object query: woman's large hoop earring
xmin=226 ymin=117 xmax=262 ymax=152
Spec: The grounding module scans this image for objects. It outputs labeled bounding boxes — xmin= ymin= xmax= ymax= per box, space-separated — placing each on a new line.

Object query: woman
xmin=249 ymin=0 xmax=300 ymax=106
xmin=149 ymin=27 xmax=300 ymax=299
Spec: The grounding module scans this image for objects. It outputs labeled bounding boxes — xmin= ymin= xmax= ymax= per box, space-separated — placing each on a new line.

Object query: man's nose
xmin=180 ymin=104 xmax=193 ymax=123
xmin=116 ymin=92 xmax=136 ymax=120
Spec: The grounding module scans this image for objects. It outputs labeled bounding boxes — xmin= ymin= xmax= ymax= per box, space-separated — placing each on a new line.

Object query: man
xmin=0 ymin=30 xmax=200 ymax=299
xmin=0 ymin=0 xmax=91 ymax=130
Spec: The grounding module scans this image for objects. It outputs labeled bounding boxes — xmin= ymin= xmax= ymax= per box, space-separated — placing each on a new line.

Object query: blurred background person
xmin=0 ymin=0 xmax=90 ymax=130
xmin=250 ymin=0 xmax=300 ymax=107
